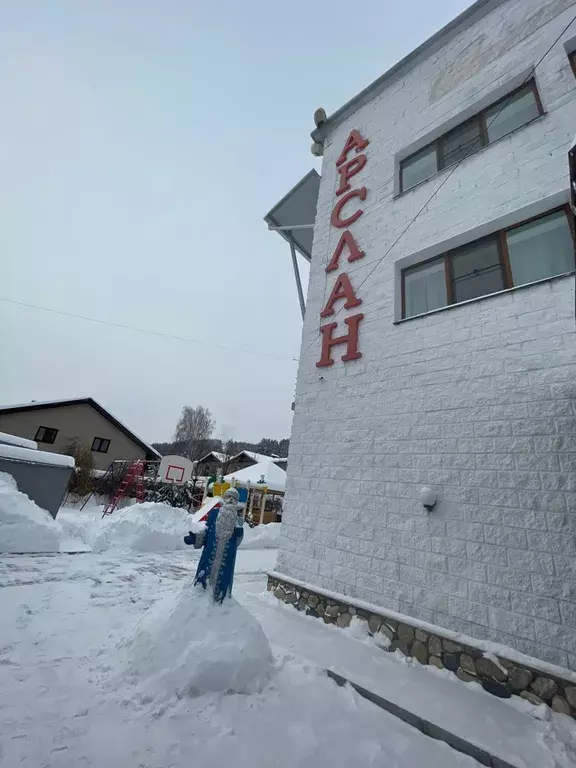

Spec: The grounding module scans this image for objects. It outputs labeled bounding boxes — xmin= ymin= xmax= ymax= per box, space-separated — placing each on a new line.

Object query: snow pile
xmin=91 ymin=503 xmax=191 ymax=553
xmin=241 ymin=522 xmax=281 ymax=549
xmin=57 ymin=507 xmax=103 ymax=549
xmin=118 ymin=582 xmax=273 ymax=699
xmin=0 ymin=471 xmax=62 ymax=553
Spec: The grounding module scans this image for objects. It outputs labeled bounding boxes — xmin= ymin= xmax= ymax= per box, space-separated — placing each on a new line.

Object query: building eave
xmin=311 ymin=0 xmax=506 ymax=143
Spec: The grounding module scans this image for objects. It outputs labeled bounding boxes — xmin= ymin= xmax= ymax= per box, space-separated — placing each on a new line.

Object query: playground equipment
xmin=224 ymin=461 xmax=286 ymax=525
xmin=79 ymin=456 xmax=202 ymax=514
xmin=101 ymin=460 xmax=145 ymax=517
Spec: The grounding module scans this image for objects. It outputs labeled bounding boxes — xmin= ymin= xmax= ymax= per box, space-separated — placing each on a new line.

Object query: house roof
xmin=197 ymin=451 xmax=226 ymax=464
xmin=311 ymin=0 xmax=504 ymax=142
xmin=196 ymin=450 xmax=287 ymax=467
xmin=224 ymin=460 xmax=287 ymax=493
xmin=230 ymin=450 xmax=288 ymax=463
xmin=0 ymin=398 xmax=161 ymax=459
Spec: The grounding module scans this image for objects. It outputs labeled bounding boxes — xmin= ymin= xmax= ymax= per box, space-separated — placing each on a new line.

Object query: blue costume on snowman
xmin=184 ymin=487 xmax=244 ymax=603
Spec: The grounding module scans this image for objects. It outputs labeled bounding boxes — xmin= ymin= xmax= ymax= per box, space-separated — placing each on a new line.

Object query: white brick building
xmin=277 ymin=0 xmax=576 ymax=671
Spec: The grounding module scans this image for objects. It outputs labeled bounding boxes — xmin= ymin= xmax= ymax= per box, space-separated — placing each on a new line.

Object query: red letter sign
xmin=316 ymin=313 xmax=364 ymax=367
xmin=336 ymin=130 xmax=369 ymax=167
xmin=320 ymin=273 xmax=362 ymax=317
xmin=330 ymin=187 xmax=367 ymax=228
xmin=317 ymin=128 xmax=369 ymax=368
xmin=336 ymin=154 xmax=367 ymax=196
xmin=325 ymin=230 xmax=365 ymax=273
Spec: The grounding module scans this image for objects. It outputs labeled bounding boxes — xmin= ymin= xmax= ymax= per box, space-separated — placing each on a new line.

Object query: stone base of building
xmin=268 ymin=572 xmax=576 ymax=720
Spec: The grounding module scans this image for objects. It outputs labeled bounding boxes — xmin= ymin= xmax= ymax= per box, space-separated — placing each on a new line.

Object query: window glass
xmin=404 ymin=259 xmax=447 ymax=317
xmin=399 ymin=81 xmax=541 ymax=193
xmin=441 ymin=117 xmax=482 ymax=166
xmin=450 ymin=237 xmax=505 ymax=303
xmin=35 ymin=426 xmax=58 ymax=444
xmin=485 ymin=85 xmax=540 ymax=143
xmin=400 ymin=145 xmax=437 ymax=191
xmin=506 ymin=211 xmax=574 ymax=286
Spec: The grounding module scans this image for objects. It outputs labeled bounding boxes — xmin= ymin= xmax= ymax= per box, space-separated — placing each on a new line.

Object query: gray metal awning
xmin=264 ymin=169 xmax=320 ymax=318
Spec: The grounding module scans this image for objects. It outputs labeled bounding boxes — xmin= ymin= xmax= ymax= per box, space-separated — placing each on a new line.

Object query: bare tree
xmin=64 ymin=441 xmax=95 ymax=499
xmin=174 ymin=405 xmax=215 ymax=463
xmin=221 ymin=438 xmax=238 ymax=475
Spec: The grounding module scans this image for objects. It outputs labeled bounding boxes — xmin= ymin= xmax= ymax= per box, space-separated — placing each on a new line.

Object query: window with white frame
xmin=401 ymin=207 xmax=575 ymax=319
xmin=399 ymin=81 xmax=543 ymax=193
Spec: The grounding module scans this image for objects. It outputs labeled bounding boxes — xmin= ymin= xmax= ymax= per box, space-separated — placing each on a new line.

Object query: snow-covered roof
xmin=0 ymin=398 xmax=160 ymax=459
xmin=231 ymin=450 xmax=284 ymax=463
xmin=0 ymin=443 xmax=75 ymax=468
xmin=197 ymin=451 xmax=226 ymax=464
xmin=0 ymin=431 xmax=38 ymax=450
xmin=195 ymin=450 xmax=287 ymax=467
xmin=224 ymin=460 xmax=286 ymax=493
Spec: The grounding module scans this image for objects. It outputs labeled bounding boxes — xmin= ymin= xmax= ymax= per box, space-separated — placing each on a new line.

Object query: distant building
xmin=195 ymin=451 xmax=227 ymax=478
xmin=0 ymin=398 xmax=160 ymax=471
xmin=227 ymin=450 xmax=287 ymax=475
xmin=196 ymin=449 xmax=288 ymax=477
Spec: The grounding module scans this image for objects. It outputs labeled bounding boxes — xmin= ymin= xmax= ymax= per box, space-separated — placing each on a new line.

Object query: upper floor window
xmin=399 ymin=81 xmax=543 ymax=193
xmin=401 ymin=206 xmax=575 ymax=319
xmin=91 ymin=437 xmax=110 ymax=453
xmin=35 ymin=426 xmax=58 ymax=444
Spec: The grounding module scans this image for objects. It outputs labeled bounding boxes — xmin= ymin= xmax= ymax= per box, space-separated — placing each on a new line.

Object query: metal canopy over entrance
xmin=264 ymin=169 xmax=320 ymax=319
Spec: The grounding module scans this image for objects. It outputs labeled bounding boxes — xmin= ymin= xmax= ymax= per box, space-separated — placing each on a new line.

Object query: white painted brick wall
xmin=278 ymin=0 xmax=576 ymax=670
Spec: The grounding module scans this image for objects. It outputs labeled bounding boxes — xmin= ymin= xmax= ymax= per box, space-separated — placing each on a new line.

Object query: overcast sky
xmin=1 ymin=0 xmax=472 ymax=444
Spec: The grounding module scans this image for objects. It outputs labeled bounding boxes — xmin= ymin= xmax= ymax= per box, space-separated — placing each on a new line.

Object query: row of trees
xmin=151 ymin=405 xmax=290 ymax=463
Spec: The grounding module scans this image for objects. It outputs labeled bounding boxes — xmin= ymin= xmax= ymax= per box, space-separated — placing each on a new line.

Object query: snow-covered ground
xmin=1 ymin=547 xmax=575 ymax=767
xmin=0 ymin=548 xmax=475 ymax=768
xmin=1 ymin=480 xmax=575 ymax=767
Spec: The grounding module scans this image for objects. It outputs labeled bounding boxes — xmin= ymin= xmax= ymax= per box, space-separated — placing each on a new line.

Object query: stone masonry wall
xmin=268 ymin=573 xmax=576 ymax=718
xmin=278 ymin=0 xmax=576 ymax=672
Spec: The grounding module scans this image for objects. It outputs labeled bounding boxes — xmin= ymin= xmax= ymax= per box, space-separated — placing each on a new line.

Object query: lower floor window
xmin=91 ymin=437 xmax=110 ymax=453
xmin=402 ymin=206 xmax=575 ymax=319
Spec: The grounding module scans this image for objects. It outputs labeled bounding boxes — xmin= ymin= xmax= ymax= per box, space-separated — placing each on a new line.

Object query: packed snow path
xmin=0 ymin=550 xmax=573 ymax=767
xmin=0 ymin=550 xmax=474 ymax=768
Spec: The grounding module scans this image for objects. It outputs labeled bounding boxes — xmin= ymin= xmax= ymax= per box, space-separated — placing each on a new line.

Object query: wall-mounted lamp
xmin=420 ymin=486 xmax=437 ymax=512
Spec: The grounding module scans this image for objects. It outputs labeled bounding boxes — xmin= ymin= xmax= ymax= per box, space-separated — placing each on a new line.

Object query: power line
xmin=0 ymin=296 xmax=299 ymax=363
xmin=303 ymin=12 xmax=576 ymax=359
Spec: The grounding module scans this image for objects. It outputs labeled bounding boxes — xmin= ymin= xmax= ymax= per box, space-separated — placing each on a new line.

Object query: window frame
xmin=35 ymin=426 xmax=59 ymax=444
xmin=448 ymin=232 xmax=507 ymax=305
xmin=399 ymin=79 xmax=544 ymax=193
xmin=569 ymin=50 xmax=576 ymax=78
xmin=91 ymin=437 xmax=111 ymax=453
xmin=401 ymin=204 xmax=575 ymax=319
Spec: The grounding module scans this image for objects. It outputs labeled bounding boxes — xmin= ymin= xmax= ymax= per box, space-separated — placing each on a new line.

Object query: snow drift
xmin=241 ymin=522 xmax=281 ymax=549
xmin=0 ymin=471 xmax=62 ymax=553
xmin=57 ymin=507 xmax=103 ymax=550
xmin=91 ymin=503 xmax=192 ymax=553
xmin=88 ymin=504 xmax=281 ymax=554
xmin=118 ymin=582 xmax=273 ymax=699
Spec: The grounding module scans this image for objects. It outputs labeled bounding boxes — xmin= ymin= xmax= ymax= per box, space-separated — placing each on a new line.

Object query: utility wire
xmin=302 ymin=12 xmax=576 ymax=359
xmin=0 ymin=296 xmax=300 ymax=363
